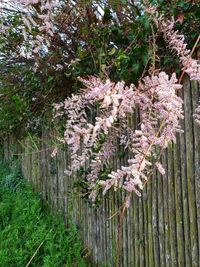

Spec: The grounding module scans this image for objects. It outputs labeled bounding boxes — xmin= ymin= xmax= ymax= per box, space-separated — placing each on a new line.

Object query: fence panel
xmin=3 ymin=78 xmax=200 ymax=267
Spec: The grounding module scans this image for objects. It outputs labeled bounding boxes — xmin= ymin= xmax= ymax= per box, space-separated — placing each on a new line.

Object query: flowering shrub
xmin=155 ymin=13 xmax=200 ymax=121
xmin=54 ymin=9 xmax=200 ymax=207
xmin=55 ymin=71 xmax=184 ymax=206
xmin=0 ymin=1 xmax=200 ymax=137
xmin=1 ymin=0 xmax=56 ymax=59
xmin=0 ymin=1 xmax=200 ymax=206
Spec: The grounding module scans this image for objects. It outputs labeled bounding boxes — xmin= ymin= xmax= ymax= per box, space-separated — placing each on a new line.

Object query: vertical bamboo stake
xmin=191 ymin=80 xmax=200 ymax=267
xmin=184 ymin=77 xmax=198 ymax=266
xmin=174 ymin=138 xmax=185 ymax=266
xmin=147 ymin=175 xmax=154 ymax=267
xmin=180 ymin=78 xmax=192 ymax=267
xmin=168 ymin=144 xmax=178 ymax=266
xmin=163 ymin=150 xmax=170 ymax=267
xmin=139 ymin=195 xmax=145 ymax=266
xmin=152 ymin=164 xmax=160 ymax=267
xmin=157 ymin=160 xmax=165 ymax=267
xmin=143 ymin=186 xmax=149 ymax=267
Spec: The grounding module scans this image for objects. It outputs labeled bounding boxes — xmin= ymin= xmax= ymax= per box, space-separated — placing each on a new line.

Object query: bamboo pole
xmin=184 ymin=77 xmax=198 ymax=266
xmin=191 ymin=80 xmax=200 ymax=266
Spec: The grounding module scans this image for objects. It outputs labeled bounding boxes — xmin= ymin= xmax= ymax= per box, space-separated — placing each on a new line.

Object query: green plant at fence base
xmin=0 ymin=161 xmax=87 ymax=267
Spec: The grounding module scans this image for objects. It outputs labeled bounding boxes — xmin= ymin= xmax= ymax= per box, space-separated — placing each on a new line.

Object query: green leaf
xmin=64 ymin=72 xmax=71 ymax=77
xmin=132 ymin=63 xmax=139 ymax=73
xmin=103 ymin=7 xmax=112 ymax=21
xmin=142 ymin=54 xmax=148 ymax=65
xmin=108 ymin=47 xmax=116 ymax=56
xmin=47 ymin=76 xmax=53 ymax=83
xmin=100 ymin=64 xmax=106 ymax=72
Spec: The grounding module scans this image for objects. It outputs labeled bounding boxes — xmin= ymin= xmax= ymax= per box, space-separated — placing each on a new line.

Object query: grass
xmin=0 ymin=161 xmax=88 ymax=267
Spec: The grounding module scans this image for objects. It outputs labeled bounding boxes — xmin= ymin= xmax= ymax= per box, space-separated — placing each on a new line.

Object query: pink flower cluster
xmin=156 ymin=15 xmax=200 ymax=122
xmin=98 ymin=72 xmax=183 ymax=206
xmin=159 ymin=17 xmax=200 ymax=80
xmin=55 ymin=71 xmax=183 ymax=205
xmin=1 ymin=0 xmax=58 ymax=58
xmin=55 ymin=10 xmax=200 ymax=206
xmin=194 ymin=106 xmax=200 ymax=126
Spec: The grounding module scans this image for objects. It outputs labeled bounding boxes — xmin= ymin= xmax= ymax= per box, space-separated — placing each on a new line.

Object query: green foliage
xmin=150 ymin=0 xmax=200 ymax=42
xmin=74 ymin=163 xmax=113 ymax=208
xmin=0 ymin=62 xmax=70 ymax=136
xmin=0 ymin=1 xmax=200 ymax=137
xmin=0 ymin=162 xmax=87 ymax=267
xmin=92 ymin=132 xmax=107 ymax=153
xmin=71 ymin=17 xmax=152 ymax=84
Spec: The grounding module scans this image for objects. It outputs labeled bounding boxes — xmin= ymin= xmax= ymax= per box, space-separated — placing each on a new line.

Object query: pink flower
xmin=51 ymin=147 xmax=58 ymax=158
xmin=155 ymin=162 xmax=165 ymax=175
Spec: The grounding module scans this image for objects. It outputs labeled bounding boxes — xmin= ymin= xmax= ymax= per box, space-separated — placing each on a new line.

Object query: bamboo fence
xmin=2 ymin=78 xmax=200 ymax=267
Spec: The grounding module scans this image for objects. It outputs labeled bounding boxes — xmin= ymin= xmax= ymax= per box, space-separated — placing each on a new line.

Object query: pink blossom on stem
xmin=154 ymin=14 xmax=200 ymax=122
xmin=155 ymin=162 xmax=165 ymax=175
xmin=51 ymin=147 xmax=58 ymax=158
xmin=55 ymin=68 xmax=183 ymax=205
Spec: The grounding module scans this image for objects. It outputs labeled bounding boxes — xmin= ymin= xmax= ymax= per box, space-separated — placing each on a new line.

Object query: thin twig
xmin=25 ymin=229 xmax=52 ymax=267
xmin=178 ymin=33 xmax=200 ymax=83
